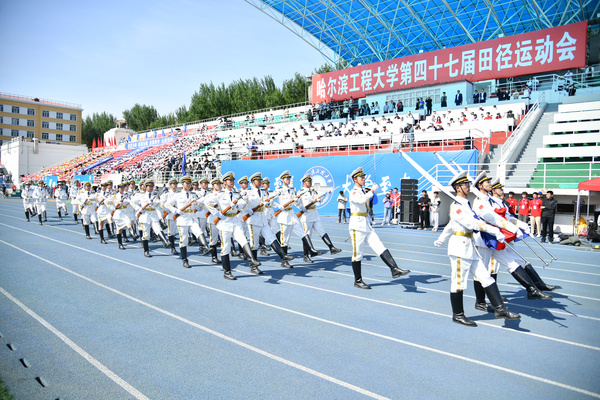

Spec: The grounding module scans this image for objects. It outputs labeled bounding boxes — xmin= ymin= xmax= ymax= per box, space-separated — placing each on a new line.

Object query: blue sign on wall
xmin=125 ymin=136 xmax=175 ymax=150
xmin=222 ymin=150 xmax=478 ymax=217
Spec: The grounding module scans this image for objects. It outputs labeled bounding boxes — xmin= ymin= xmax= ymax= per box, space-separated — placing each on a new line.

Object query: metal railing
xmin=501 ymin=161 xmax=599 ymax=189
xmin=0 ymin=92 xmax=82 ymax=109
xmin=487 ymin=71 xmax=600 ymax=98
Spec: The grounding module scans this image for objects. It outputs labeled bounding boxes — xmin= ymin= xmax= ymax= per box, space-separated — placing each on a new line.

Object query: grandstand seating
xmin=24 ymin=149 xmax=115 ymax=181
xmin=529 ymin=100 xmax=600 ymax=189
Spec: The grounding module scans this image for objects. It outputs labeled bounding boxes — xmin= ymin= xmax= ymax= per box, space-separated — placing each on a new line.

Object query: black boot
xmin=181 ymin=247 xmax=190 ymax=268
xmin=511 ymin=267 xmax=553 ymax=300
xmin=122 ymin=229 xmax=129 ymax=242
xmin=25 ymin=211 xmax=30 ymax=222
xmin=99 ymin=230 xmax=107 ymax=244
xmin=38 ymin=214 xmax=43 ymax=225
xmin=484 ymin=282 xmax=520 ymax=320
xmin=380 ymin=249 xmax=410 ymax=278
xmin=491 ymin=274 xmax=507 ymax=302
xmin=84 ymin=224 xmax=91 ymax=239
xmin=211 ymin=246 xmax=221 ymax=264
xmin=65 ymin=209 xmax=68 ymax=216
xmin=473 ymin=280 xmax=493 ymax=312
xmin=128 ymin=226 xmax=139 ymax=241
xmin=352 ymin=261 xmax=371 ymax=289
xmin=43 ymin=211 xmax=47 ymax=222
xmin=275 ymin=231 xmax=282 ymax=246
xmin=222 ymin=254 xmax=236 ymax=280
xmin=450 ymin=291 xmax=477 ymax=326
xmin=237 ymin=243 xmax=245 ymax=260
xmin=524 ymin=263 xmax=557 ymax=291
xmin=198 ymin=234 xmax=210 ymax=255
xmin=303 ymin=235 xmax=323 ymax=257
xmin=169 ymin=235 xmax=179 ymax=255
xmin=242 ymin=244 xmax=262 ymax=274
xmin=157 ymin=231 xmax=170 ymax=248
xmin=230 ymin=239 xmax=239 ymax=257
xmin=271 ymin=240 xmax=294 ymax=262
xmin=117 ymin=233 xmax=125 ymax=249
xmin=322 ymin=233 xmax=342 ymax=254
xmin=302 ymin=238 xmax=314 ymax=263
xmin=58 ymin=210 xmax=62 ymax=221
xmin=106 ymin=223 xmax=114 ymax=238
xmin=142 ymin=240 xmax=152 ymax=257
xmin=74 ymin=213 xmax=78 ymax=224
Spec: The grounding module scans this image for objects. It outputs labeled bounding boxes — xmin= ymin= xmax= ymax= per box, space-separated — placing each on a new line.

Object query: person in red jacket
xmin=390 ymin=188 xmax=401 ymax=223
xmin=530 ymin=191 xmax=543 ymax=237
xmin=517 ymin=192 xmax=530 ymax=223
xmin=506 ymin=191 xmax=518 ymax=216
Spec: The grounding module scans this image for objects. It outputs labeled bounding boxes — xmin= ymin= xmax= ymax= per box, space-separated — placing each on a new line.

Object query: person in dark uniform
xmin=417 ymin=190 xmax=431 ymax=230
xmin=541 ymin=190 xmax=558 ymax=243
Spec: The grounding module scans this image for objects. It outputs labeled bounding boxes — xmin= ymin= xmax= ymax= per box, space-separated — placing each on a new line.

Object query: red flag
xmin=92 ymin=138 xmax=96 ymax=148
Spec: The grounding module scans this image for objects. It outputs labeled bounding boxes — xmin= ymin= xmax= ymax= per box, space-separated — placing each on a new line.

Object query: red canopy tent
xmin=575 ymin=177 xmax=600 ymax=227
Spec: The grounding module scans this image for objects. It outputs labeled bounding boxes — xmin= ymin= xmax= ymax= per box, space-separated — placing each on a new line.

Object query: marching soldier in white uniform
xmin=298 ymin=174 xmax=341 ymax=260
xmin=434 ymin=171 xmax=520 ymax=326
xmin=234 ymin=176 xmax=251 ymax=259
xmin=471 ymin=172 xmax=552 ymax=305
xmin=165 ymin=176 xmax=206 ymax=268
xmin=70 ymin=179 xmax=80 ymax=224
xmin=348 ymin=167 xmax=410 ymax=289
xmin=54 ymin=181 xmax=69 ymax=220
xmin=191 ymin=179 xmax=211 ymax=254
xmin=132 ymin=180 xmax=169 ymax=257
xmin=242 ymin=172 xmax=295 ymax=268
xmin=33 ymin=181 xmax=49 ymax=224
xmin=205 ymin=171 xmax=262 ymax=280
xmin=271 ymin=170 xmax=321 ymax=262
xmin=161 ymin=178 xmax=180 ymax=255
xmin=95 ymin=182 xmax=113 ymax=244
xmin=75 ymin=181 xmax=97 ymax=239
xmin=107 ymin=182 xmax=139 ymax=249
xmin=260 ymin=177 xmax=279 ymax=254
xmin=204 ymin=178 xmax=223 ymax=264
xmin=21 ymin=180 xmax=36 ymax=222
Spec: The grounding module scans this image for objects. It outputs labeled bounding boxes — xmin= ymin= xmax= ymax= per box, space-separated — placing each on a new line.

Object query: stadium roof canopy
xmin=245 ymin=0 xmax=598 ymax=67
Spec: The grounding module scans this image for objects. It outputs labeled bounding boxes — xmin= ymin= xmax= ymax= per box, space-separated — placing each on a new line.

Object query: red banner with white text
xmin=312 ymin=21 xmax=588 ymax=103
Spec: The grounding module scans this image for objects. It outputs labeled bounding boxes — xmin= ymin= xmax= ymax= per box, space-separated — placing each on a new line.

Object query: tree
xmin=122 ymin=104 xmax=159 ymax=132
xmin=81 ymin=112 xmax=116 ymax=148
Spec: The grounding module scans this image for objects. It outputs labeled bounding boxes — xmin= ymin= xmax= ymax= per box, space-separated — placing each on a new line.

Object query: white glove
xmin=496 ymin=233 xmax=506 ymax=243
xmin=174 ymin=209 xmax=181 ymax=215
xmin=216 ymin=212 xmax=224 ymax=220
xmin=515 ymin=229 xmax=523 ymax=240
xmin=247 ymin=209 xmax=254 ymax=216
xmin=434 ymin=240 xmax=443 ymax=247
xmin=371 ymin=183 xmax=379 ymax=193
xmin=301 ymin=206 xmax=307 ymax=213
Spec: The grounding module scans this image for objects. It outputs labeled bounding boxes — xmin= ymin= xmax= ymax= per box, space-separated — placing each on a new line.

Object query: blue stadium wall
xmin=222 ymin=150 xmax=478 ymax=218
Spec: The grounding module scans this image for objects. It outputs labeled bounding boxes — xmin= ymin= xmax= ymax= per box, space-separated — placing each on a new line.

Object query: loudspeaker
xmin=401 ymin=179 xmax=418 ymax=198
xmin=400 ymin=200 xmax=419 ymax=223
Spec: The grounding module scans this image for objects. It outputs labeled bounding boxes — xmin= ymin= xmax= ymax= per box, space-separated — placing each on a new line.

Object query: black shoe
xmin=86 ymin=235 xmax=92 ymax=239
xmin=59 ymin=217 xmax=63 ymax=221
xmin=303 ymin=255 xmax=315 ymax=264
xmin=183 ymin=260 xmax=190 ymax=268
xmin=494 ymin=307 xmax=521 ymax=320
xmin=212 ymin=256 xmax=221 ymax=264
xmin=224 ymin=271 xmax=237 ymax=280
xmin=282 ymin=255 xmax=295 ymax=262
xmin=330 ymin=247 xmax=342 ymax=254
xmin=354 ymin=279 xmax=371 ymax=289
xmin=171 ymin=247 xmax=179 ymax=255
xmin=452 ymin=313 xmax=477 ymax=327
xmin=144 ymin=252 xmax=152 ymax=258
xmin=100 ymin=239 xmax=107 ymax=244
xmin=238 ymin=253 xmax=246 ymax=260
xmin=527 ymin=288 xmax=553 ymax=300
xmin=538 ymin=283 xmax=558 ymax=291
xmin=123 ymin=237 xmax=129 ymax=243
xmin=119 ymin=244 xmax=125 ymax=250
xmin=391 ymin=267 xmax=410 ymax=278
xmin=250 ymin=266 xmax=263 ymax=275
xmin=281 ymin=260 xmax=293 ymax=269
xmin=39 ymin=222 xmax=43 ymax=225
xmin=260 ymin=249 xmax=269 ymax=256
xmin=475 ymin=302 xmax=494 ymax=313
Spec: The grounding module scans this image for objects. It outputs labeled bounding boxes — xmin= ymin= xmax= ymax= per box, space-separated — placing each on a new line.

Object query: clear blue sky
xmin=0 ymin=0 xmax=330 ymax=120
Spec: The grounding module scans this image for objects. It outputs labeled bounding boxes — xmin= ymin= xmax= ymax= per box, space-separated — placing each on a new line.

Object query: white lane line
xmin=0 ymin=285 xmax=150 ymax=400
xmin=1 ymin=240 xmax=599 ymax=399
xmin=0 ymin=240 xmax=389 ymax=400
xmin=3 ymin=222 xmax=600 ymax=343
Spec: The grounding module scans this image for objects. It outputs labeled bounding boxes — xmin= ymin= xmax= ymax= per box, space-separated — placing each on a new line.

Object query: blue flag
xmin=154 ymin=130 xmax=157 ymax=138
xmin=181 ymin=152 xmax=186 ymax=176
xmin=183 ymin=124 xmax=187 ymax=133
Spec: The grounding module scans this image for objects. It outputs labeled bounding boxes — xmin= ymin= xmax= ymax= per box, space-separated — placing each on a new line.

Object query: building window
xmin=42 ymin=121 xmax=49 ymax=128
xmin=11 ymin=129 xmax=19 ymax=137
xmin=70 ymin=114 xmax=77 ymax=121
xmin=27 ymin=108 xmax=35 ymax=115
xmin=0 ymin=104 xmax=3 ymax=112
xmin=0 ymin=116 xmax=3 ymax=124
xmin=42 ymin=110 xmax=49 ymax=118
xmin=12 ymin=106 xmax=19 ymax=113
xmin=70 ymin=124 xmax=77 ymax=131
xmin=56 ymin=112 xmax=63 ymax=119
xmin=27 ymin=131 xmax=34 ymax=138
xmin=42 ymin=132 xmax=49 ymax=140
xmin=56 ymin=134 xmax=63 ymax=141
xmin=27 ymin=120 xmax=35 ymax=127
xmin=12 ymin=118 xmax=19 ymax=125
xmin=69 ymin=135 xmax=77 ymax=142
xmin=56 ymin=123 xmax=63 ymax=130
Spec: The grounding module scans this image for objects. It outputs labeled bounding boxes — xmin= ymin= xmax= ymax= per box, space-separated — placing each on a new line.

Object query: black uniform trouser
xmin=541 ymin=216 xmax=555 ymax=241
xmin=420 ymin=209 xmax=430 ymax=228
xmin=338 ymin=209 xmax=346 ymax=222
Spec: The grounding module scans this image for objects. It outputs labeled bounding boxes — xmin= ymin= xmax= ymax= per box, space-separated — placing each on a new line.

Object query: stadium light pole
xmin=305 ymin=74 xmax=310 ymax=104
